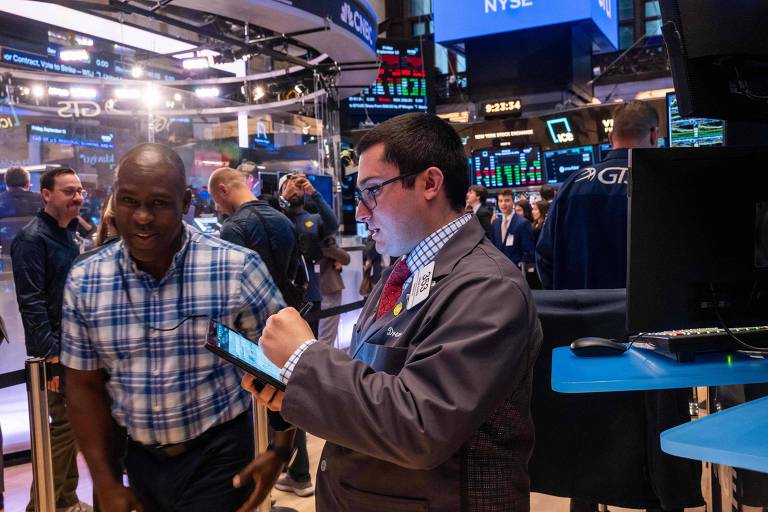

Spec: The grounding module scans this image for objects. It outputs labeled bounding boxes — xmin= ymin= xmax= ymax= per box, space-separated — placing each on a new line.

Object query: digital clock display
xmin=481 ymin=99 xmax=522 ymax=118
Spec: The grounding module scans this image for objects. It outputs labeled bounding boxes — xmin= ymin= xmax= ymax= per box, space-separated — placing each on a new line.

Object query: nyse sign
xmin=484 ymin=0 xmax=533 ymax=14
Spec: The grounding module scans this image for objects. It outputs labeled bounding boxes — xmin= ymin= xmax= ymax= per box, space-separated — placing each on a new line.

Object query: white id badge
xmin=505 ymin=235 xmax=515 ymax=247
xmin=407 ymin=261 xmax=435 ymax=310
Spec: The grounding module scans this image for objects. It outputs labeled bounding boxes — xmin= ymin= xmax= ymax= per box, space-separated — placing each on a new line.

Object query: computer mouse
xmin=570 ymin=337 xmax=628 ymax=357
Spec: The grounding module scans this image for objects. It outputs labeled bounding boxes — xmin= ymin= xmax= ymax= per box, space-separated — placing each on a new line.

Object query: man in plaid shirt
xmin=61 ymin=144 xmax=284 ymax=512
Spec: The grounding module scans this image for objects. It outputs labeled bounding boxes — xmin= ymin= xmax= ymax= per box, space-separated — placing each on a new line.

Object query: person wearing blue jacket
xmin=536 ymin=100 xmax=659 ymax=290
xmin=490 ymin=188 xmax=535 ymax=267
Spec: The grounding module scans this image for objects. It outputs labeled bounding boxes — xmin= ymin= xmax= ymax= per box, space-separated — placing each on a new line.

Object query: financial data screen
xmin=472 ymin=146 xmax=543 ymax=188
xmin=544 ymin=145 xmax=595 ymax=184
xmin=667 ymin=93 xmax=724 ymax=147
xmin=346 ymin=42 xmax=428 ymax=116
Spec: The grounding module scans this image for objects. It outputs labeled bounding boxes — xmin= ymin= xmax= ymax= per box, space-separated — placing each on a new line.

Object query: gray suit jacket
xmin=281 ymin=217 xmax=542 ymax=511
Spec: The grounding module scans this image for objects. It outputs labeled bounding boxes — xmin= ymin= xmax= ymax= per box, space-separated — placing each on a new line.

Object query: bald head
xmin=116 ymin=143 xmax=186 ymax=191
xmin=208 ymin=166 xmax=255 ymax=215
xmin=209 ymin=167 xmax=248 ymax=192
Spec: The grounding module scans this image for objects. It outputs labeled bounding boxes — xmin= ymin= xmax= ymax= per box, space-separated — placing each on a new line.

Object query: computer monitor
xmin=194 ymin=216 xmax=221 ymax=234
xmin=666 ymin=93 xmax=725 ymax=148
xmin=543 ymin=146 xmax=595 ymax=184
xmin=472 ymin=146 xmax=544 ymax=188
xmin=627 ymin=147 xmax=768 ymax=333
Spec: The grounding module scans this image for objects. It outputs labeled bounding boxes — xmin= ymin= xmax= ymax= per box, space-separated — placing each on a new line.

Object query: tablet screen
xmin=210 ymin=322 xmax=282 ymax=382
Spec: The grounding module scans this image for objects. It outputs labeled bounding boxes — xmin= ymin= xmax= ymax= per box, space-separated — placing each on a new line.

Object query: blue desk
xmin=661 ymin=396 xmax=768 ymax=474
xmin=552 ymin=346 xmax=768 ymax=393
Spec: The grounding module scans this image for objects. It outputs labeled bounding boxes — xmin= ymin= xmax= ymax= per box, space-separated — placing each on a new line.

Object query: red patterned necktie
xmin=376 ymin=259 xmax=411 ymax=319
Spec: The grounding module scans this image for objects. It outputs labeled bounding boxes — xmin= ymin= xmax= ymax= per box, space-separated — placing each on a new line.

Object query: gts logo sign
xmin=575 ymin=166 xmax=629 ymax=185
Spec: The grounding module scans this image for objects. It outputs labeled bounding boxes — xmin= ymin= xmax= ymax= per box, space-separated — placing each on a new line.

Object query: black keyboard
xmin=634 ymin=326 xmax=768 ymax=362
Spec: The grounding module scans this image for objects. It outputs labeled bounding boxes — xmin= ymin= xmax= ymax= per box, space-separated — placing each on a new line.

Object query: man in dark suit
xmin=491 ymin=188 xmax=535 ymax=267
xmin=465 ymin=184 xmax=495 ymax=238
xmin=235 ymin=113 xmax=542 ymax=512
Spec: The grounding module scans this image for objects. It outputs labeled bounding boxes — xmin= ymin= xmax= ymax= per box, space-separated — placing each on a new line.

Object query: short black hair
xmin=612 ymin=101 xmax=659 ymax=141
xmin=468 ymin=185 xmax=488 ymax=203
xmin=115 ymin=143 xmax=186 ymax=190
xmin=5 ymin=167 xmax=29 ymax=188
xmin=41 ymin=166 xmax=76 ymax=192
xmin=357 ymin=113 xmax=468 ymax=212
xmin=539 ymin=184 xmax=555 ymax=201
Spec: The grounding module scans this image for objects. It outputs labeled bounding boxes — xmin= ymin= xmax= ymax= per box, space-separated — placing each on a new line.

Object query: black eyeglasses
xmin=354 ymin=168 xmax=425 ymax=210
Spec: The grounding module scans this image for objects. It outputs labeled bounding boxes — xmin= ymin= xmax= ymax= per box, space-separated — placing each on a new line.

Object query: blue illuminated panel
xmin=434 ymin=0 xmax=617 ymax=48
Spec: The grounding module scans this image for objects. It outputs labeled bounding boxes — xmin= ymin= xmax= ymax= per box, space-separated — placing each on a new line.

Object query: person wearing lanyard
xmin=60 ymin=144 xmax=284 ymax=512
xmin=234 ymin=113 xmax=542 ymax=512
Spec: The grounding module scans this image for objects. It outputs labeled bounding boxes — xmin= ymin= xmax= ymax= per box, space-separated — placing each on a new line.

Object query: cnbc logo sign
xmin=340 ymin=3 xmax=375 ymax=46
xmin=484 ymin=0 xmax=534 ymax=14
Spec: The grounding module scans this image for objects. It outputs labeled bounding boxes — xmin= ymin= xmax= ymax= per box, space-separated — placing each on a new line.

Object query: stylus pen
xmin=298 ymin=301 xmax=314 ymax=317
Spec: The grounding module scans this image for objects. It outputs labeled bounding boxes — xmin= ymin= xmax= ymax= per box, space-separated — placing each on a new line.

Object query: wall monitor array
xmin=543 ymin=145 xmax=595 ymax=184
xmin=472 ymin=146 xmax=543 ymax=188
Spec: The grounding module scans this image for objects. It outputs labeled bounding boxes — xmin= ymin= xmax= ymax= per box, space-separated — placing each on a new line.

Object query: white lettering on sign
xmin=602 ymin=118 xmax=614 ymax=134
xmin=485 ymin=0 xmax=534 ymax=14
xmin=0 ymin=116 xmax=15 ymax=129
xmin=57 ymin=101 xmax=101 ymax=118
xmin=598 ymin=0 xmax=612 ymax=18
xmin=340 ymin=3 xmax=375 ymax=46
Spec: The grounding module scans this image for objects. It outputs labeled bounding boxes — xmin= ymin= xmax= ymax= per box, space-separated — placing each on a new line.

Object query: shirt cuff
xmin=280 ymin=339 xmax=317 ymax=384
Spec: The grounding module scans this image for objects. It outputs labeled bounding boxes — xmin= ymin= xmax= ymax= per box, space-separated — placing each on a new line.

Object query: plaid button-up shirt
xmin=61 ymin=225 xmax=284 ymax=445
xmin=279 ymin=213 xmax=472 ymax=383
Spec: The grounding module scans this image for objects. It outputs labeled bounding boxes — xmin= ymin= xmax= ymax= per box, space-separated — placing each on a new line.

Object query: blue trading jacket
xmin=536 ymin=149 xmax=630 ymax=290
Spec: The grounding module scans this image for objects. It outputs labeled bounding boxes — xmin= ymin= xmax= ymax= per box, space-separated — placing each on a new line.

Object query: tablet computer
xmin=205 ymin=320 xmax=286 ymax=392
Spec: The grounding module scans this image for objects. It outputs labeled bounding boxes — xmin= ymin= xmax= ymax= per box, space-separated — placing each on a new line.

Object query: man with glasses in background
xmin=11 ymin=166 xmax=91 ymax=512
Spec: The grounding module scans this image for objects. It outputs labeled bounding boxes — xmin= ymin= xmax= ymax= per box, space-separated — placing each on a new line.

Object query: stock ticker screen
xmin=472 ymin=146 xmax=544 ymax=188
xmin=544 ymin=145 xmax=595 ymax=184
xmin=667 ymin=93 xmax=724 ymax=147
xmin=345 ymin=41 xmax=429 ymax=118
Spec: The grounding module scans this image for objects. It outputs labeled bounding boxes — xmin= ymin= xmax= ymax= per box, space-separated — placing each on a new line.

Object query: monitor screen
xmin=344 ymin=39 xmax=430 ymax=124
xmin=544 ymin=145 xmax=595 ymax=184
xmin=667 ymin=93 xmax=725 ymax=147
xmin=194 ymin=217 xmax=220 ymax=234
xmin=472 ymin=146 xmax=544 ymax=188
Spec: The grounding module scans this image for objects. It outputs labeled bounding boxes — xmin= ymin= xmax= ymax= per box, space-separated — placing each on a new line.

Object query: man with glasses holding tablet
xmin=237 ymin=113 xmax=543 ymax=512
xmin=11 ymin=166 xmax=92 ymax=512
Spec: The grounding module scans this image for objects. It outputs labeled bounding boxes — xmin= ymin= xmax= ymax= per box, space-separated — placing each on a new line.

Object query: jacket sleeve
xmin=11 ymin=235 xmax=59 ymax=357
xmin=321 ymin=245 xmax=351 ymax=265
xmin=536 ymin=199 xmax=557 ymax=289
xmin=489 ymin=219 xmax=500 ymax=249
xmin=519 ymin=220 xmax=535 ymax=264
xmin=280 ymin=270 xmax=539 ymax=470
xmin=311 ymin=191 xmax=339 ymax=238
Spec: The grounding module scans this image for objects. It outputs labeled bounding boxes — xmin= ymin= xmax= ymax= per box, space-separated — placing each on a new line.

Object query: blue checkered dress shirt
xmin=61 ymin=225 xmax=285 ymax=445
xmin=280 ymin=213 xmax=472 ymax=384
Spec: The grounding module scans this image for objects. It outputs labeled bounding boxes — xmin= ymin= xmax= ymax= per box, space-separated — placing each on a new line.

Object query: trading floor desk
xmin=551 ymin=347 xmax=768 ymax=483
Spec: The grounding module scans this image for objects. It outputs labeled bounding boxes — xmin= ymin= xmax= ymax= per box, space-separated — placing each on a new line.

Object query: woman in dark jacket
xmin=531 ymin=199 xmax=550 ymax=244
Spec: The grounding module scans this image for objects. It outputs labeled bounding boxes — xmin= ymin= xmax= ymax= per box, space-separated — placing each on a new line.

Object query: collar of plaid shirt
xmin=403 ymin=213 xmax=472 ymax=284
